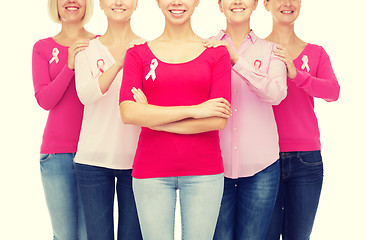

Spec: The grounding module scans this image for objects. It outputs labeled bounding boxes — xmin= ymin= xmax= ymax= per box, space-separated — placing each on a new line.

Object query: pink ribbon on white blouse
xmin=301 ymin=55 xmax=310 ymax=72
xmin=145 ymin=59 xmax=158 ymax=81
xmin=49 ymin=48 xmax=59 ymax=64
xmin=97 ymin=59 xmax=105 ymax=73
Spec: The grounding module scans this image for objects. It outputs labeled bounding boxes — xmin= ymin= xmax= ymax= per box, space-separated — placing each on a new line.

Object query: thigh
xmin=133 ymin=177 xmax=176 ymax=240
xmin=213 ymin=178 xmax=238 ymax=240
xmin=75 ymin=163 xmax=115 ymax=240
xmin=236 ymin=161 xmax=280 ymax=240
xmin=40 ymin=153 xmax=81 ymax=240
xmin=284 ymin=151 xmax=324 ymax=240
xmin=116 ymin=170 xmax=142 ymax=240
xmin=179 ymin=173 xmax=224 ymax=240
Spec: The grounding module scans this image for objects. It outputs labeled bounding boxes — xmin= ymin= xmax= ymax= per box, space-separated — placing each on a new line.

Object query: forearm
xmin=151 ymin=117 xmax=228 ymax=134
xmin=98 ymin=63 xmax=123 ymax=94
xmin=120 ymin=101 xmax=194 ymax=127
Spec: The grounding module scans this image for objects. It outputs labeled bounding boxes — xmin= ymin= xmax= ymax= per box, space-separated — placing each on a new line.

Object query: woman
xmin=119 ymin=0 xmax=232 ymax=239
xmin=263 ymin=0 xmax=340 ymax=239
xmin=74 ymin=0 xmax=143 ymax=239
xmin=203 ymin=0 xmax=287 ymax=239
xmin=31 ymin=0 xmax=95 ymax=239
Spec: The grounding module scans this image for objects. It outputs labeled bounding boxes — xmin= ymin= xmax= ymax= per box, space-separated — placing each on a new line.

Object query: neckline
xmin=145 ymin=42 xmax=208 ymax=65
xmin=50 ymin=37 xmax=69 ymax=48
xmin=293 ymin=43 xmax=310 ymax=62
xmin=95 ymin=37 xmax=116 ymax=64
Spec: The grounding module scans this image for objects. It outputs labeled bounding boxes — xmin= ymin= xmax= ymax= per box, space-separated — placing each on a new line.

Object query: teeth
xmin=66 ymin=7 xmax=78 ymax=11
xmin=170 ymin=10 xmax=184 ymax=14
xmin=282 ymin=10 xmax=293 ymax=14
xmin=232 ymin=9 xmax=244 ymax=12
xmin=113 ymin=9 xmax=126 ymax=12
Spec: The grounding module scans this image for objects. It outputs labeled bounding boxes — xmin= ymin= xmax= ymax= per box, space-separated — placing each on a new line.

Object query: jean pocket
xmin=299 ymin=151 xmax=323 ymax=166
xmin=40 ymin=154 xmax=53 ymax=162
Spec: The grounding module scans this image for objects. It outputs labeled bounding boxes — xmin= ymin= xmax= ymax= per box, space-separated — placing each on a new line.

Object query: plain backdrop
xmin=0 ymin=0 xmax=365 ymax=239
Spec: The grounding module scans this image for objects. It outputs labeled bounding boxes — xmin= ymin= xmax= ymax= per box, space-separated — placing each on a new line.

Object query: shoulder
xmin=33 ymin=37 xmax=54 ymax=52
xmin=126 ymin=42 xmax=150 ymax=61
xmin=205 ymin=45 xmax=230 ymax=60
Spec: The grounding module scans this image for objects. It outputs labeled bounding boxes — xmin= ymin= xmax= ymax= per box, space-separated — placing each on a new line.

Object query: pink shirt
xmin=32 ymin=37 xmax=83 ymax=154
xmin=74 ymin=38 xmax=140 ymax=170
xmin=216 ymin=31 xmax=287 ymax=178
xmin=273 ymin=43 xmax=340 ymax=152
xmin=120 ymin=43 xmax=231 ymax=179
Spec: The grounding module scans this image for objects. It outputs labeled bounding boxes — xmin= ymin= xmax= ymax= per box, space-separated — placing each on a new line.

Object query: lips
xmin=231 ymin=8 xmax=245 ymax=13
xmin=112 ymin=8 xmax=126 ymax=13
xmin=280 ymin=10 xmax=294 ymax=14
xmin=65 ymin=6 xmax=80 ymax=11
xmin=169 ymin=9 xmax=186 ymax=15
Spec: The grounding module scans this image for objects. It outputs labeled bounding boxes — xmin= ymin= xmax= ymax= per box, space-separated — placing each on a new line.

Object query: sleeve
xmin=291 ymin=47 xmax=340 ymax=102
xmin=119 ymin=47 xmax=143 ymax=104
xmin=75 ymin=50 xmax=104 ymax=105
xmin=209 ymin=47 xmax=232 ymax=103
xmin=232 ymin=45 xmax=287 ymax=105
xmin=32 ymin=42 xmax=75 ymax=110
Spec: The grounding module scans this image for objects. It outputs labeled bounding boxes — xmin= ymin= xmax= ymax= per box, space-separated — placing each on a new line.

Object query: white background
xmin=0 ymin=0 xmax=365 ymax=239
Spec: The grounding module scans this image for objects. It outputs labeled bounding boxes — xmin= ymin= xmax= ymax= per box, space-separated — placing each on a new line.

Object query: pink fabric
xmin=32 ymin=37 xmax=83 ymax=154
xmin=273 ymin=43 xmax=340 ymax=152
xmin=120 ymin=43 xmax=231 ymax=179
xmin=216 ymin=31 xmax=287 ymax=178
xmin=74 ymin=38 xmax=140 ymax=170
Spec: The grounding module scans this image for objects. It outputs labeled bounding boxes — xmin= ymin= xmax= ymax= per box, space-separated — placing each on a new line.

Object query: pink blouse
xmin=216 ymin=31 xmax=287 ymax=178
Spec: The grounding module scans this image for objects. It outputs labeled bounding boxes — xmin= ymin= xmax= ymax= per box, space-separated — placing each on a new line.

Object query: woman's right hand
xmin=116 ymin=38 xmax=147 ymax=70
xmin=190 ymin=98 xmax=232 ymax=119
xmin=67 ymin=39 xmax=90 ymax=70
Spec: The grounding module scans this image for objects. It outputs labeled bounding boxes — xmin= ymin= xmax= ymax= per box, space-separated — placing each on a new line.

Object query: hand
xmin=67 ymin=39 xmax=90 ymax=70
xmin=190 ymin=98 xmax=232 ymax=119
xmin=116 ymin=38 xmax=147 ymax=70
xmin=202 ymin=39 xmax=239 ymax=65
xmin=273 ymin=45 xmax=297 ymax=79
xmin=131 ymin=87 xmax=148 ymax=104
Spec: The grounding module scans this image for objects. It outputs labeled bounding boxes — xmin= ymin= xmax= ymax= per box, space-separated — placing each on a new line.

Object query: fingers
xmin=131 ymin=87 xmax=148 ymax=104
xmin=207 ymin=98 xmax=232 ymax=118
xmin=202 ymin=39 xmax=226 ymax=48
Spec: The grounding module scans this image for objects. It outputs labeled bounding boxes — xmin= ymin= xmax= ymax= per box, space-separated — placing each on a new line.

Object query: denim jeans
xmin=74 ymin=163 xmax=142 ymax=240
xmin=40 ymin=153 xmax=87 ymax=240
xmin=213 ymin=161 xmax=280 ymax=240
xmin=265 ymin=151 xmax=324 ymax=240
xmin=132 ymin=173 xmax=224 ymax=240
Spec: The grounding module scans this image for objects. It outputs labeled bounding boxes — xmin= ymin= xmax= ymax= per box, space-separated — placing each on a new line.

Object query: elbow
xmin=120 ymin=101 xmax=135 ymax=125
xmin=217 ymin=118 xmax=228 ymax=131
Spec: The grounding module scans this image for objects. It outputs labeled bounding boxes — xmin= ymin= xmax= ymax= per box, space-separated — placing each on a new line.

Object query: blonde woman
xmin=32 ymin=0 xmax=95 ymax=239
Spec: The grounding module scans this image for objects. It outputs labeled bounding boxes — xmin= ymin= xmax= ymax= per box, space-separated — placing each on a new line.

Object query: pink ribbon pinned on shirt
xmin=145 ymin=59 xmax=158 ymax=81
xmin=97 ymin=59 xmax=105 ymax=73
xmin=49 ymin=48 xmax=59 ymax=64
xmin=301 ymin=55 xmax=310 ymax=72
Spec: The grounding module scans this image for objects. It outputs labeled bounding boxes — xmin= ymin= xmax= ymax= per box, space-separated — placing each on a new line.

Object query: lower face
xmin=58 ymin=0 xmax=86 ymax=23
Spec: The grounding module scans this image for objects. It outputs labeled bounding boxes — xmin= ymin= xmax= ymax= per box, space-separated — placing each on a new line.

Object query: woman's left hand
xmin=273 ymin=45 xmax=297 ymax=79
xmin=131 ymin=87 xmax=148 ymax=104
xmin=203 ymin=39 xmax=239 ymax=65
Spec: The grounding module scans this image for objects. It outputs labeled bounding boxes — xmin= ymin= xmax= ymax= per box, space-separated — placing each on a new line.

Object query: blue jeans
xmin=40 ymin=153 xmax=87 ymax=240
xmin=213 ymin=161 xmax=280 ymax=240
xmin=133 ymin=173 xmax=224 ymax=240
xmin=265 ymin=151 xmax=323 ymax=240
xmin=74 ymin=163 xmax=142 ymax=240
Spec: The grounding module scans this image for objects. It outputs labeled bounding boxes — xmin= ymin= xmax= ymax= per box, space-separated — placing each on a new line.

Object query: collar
xmin=216 ymin=30 xmax=258 ymax=44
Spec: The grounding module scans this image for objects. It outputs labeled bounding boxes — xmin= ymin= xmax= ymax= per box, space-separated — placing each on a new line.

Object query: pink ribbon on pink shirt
xmin=97 ymin=59 xmax=105 ymax=73
xmin=254 ymin=59 xmax=262 ymax=69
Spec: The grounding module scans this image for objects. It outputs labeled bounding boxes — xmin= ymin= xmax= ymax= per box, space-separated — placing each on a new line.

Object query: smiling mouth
xmin=112 ymin=8 xmax=126 ymax=13
xmin=231 ymin=8 xmax=245 ymax=13
xmin=65 ymin=6 xmax=80 ymax=11
xmin=281 ymin=10 xmax=294 ymax=14
xmin=169 ymin=10 xmax=186 ymax=14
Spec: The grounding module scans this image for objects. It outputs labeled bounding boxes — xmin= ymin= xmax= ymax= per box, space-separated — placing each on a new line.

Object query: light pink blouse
xmin=216 ymin=31 xmax=287 ymax=178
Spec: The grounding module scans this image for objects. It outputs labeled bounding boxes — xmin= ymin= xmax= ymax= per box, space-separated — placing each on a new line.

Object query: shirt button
xmin=234 ymin=109 xmax=238 ymax=112
xmin=234 ymin=147 xmax=237 ymax=150
xmin=234 ymin=89 xmax=238 ymax=93
xmin=234 ymin=128 xmax=237 ymax=131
